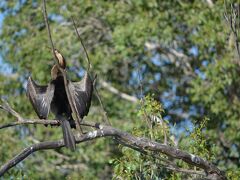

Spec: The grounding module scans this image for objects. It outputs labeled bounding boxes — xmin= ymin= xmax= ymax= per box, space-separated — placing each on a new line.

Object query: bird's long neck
xmin=54 ymin=49 xmax=66 ymax=69
xmin=51 ymin=64 xmax=62 ymax=80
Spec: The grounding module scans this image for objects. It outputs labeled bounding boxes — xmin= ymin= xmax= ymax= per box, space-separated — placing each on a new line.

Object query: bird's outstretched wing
xmin=27 ymin=77 xmax=55 ymax=119
xmin=67 ymin=72 xmax=93 ymax=118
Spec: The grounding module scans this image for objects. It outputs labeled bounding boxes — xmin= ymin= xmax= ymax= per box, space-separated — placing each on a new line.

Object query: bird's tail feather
xmin=60 ymin=119 xmax=76 ymax=151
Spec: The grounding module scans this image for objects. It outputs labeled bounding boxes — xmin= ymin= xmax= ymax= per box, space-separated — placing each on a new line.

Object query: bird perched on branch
xmin=27 ymin=49 xmax=93 ymax=151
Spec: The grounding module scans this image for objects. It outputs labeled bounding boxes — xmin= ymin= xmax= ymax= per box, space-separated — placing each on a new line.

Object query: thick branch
xmin=0 ymin=98 xmax=226 ymax=178
xmin=0 ymin=125 xmax=226 ymax=179
xmin=0 ymin=97 xmax=225 ymax=178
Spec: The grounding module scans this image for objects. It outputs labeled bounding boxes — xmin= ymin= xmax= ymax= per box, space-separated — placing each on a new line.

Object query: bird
xmin=27 ymin=49 xmax=94 ymax=151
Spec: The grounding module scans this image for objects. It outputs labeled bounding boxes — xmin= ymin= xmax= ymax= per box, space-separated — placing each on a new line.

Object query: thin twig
xmin=0 ymin=100 xmax=23 ymax=121
xmin=137 ymin=68 xmax=153 ymax=135
xmin=0 ymin=100 xmax=97 ymax=129
xmin=93 ymin=84 xmax=111 ymax=125
xmin=0 ymin=119 xmax=96 ymax=130
xmin=0 ymin=119 xmax=59 ymax=129
xmin=116 ymin=137 xmax=203 ymax=177
xmin=71 ymin=17 xmax=91 ymax=71
xmin=42 ymin=0 xmax=55 ymax=51
xmin=156 ymin=163 xmax=205 ymax=176
xmin=71 ymin=16 xmax=111 ymax=125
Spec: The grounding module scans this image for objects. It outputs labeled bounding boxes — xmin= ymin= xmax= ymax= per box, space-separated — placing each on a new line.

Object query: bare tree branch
xmin=93 ymin=84 xmax=111 ymax=125
xmin=71 ymin=17 xmax=111 ymax=125
xmin=0 ymin=100 xmax=23 ymax=121
xmin=0 ymin=119 xmax=59 ymax=129
xmin=0 ymin=119 xmax=96 ymax=130
xmin=156 ymin=163 xmax=205 ymax=176
xmin=0 ymin=124 xmax=226 ymax=179
xmin=29 ymin=137 xmax=71 ymax=161
xmin=71 ymin=17 xmax=91 ymax=71
xmin=0 ymin=101 xmax=96 ymax=130
xmin=99 ymin=79 xmax=138 ymax=103
xmin=205 ymin=0 xmax=214 ymax=8
xmin=0 ymin=101 xmax=226 ymax=178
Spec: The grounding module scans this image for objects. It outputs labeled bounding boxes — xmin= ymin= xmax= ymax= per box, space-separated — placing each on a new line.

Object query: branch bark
xmin=0 ymin=95 xmax=226 ymax=179
xmin=0 ymin=121 xmax=226 ymax=179
xmin=0 ymin=119 xmax=95 ymax=130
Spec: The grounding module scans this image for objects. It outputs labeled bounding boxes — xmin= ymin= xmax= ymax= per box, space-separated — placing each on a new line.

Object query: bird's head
xmin=54 ymin=49 xmax=66 ymax=69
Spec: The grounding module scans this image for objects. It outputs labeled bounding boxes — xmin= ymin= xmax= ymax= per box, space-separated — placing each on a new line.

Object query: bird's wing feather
xmin=27 ymin=77 xmax=55 ymax=119
xmin=67 ymin=72 xmax=93 ymax=118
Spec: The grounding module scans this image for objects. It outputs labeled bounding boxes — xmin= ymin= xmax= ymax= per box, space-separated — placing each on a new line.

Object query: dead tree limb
xmin=0 ymin=119 xmax=96 ymax=130
xmin=0 ymin=119 xmax=59 ymax=129
xmin=0 ymin=100 xmax=226 ymax=179
xmin=0 ymin=100 xmax=95 ymax=129
xmin=0 ymin=123 xmax=226 ymax=179
xmin=0 ymin=101 xmax=226 ymax=179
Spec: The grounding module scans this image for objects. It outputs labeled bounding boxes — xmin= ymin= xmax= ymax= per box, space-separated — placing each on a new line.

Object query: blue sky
xmin=0 ymin=12 xmax=13 ymax=75
xmin=0 ymin=13 xmax=5 ymax=73
xmin=0 ymin=12 xmax=3 ymax=27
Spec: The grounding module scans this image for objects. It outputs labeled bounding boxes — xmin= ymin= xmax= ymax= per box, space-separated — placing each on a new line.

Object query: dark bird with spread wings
xmin=27 ymin=49 xmax=93 ymax=151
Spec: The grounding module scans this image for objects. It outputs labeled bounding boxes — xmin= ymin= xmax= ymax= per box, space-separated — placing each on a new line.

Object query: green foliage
xmin=113 ymin=95 xmax=220 ymax=179
xmin=137 ymin=94 xmax=168 ymax=140
xmin=139 ymin=94 xmax=164 ymax=116
xmin=188 ymin=117 xmax=216 ymax=161
xmin=112 ymin=95 xmax=172 ymax=179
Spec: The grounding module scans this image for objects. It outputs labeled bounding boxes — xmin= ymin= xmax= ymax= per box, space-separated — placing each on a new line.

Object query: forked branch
xmin=0 ymin=102 xmax=227 ymax=179
xmin=0 ymin=123 xmax=226 ymax=179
